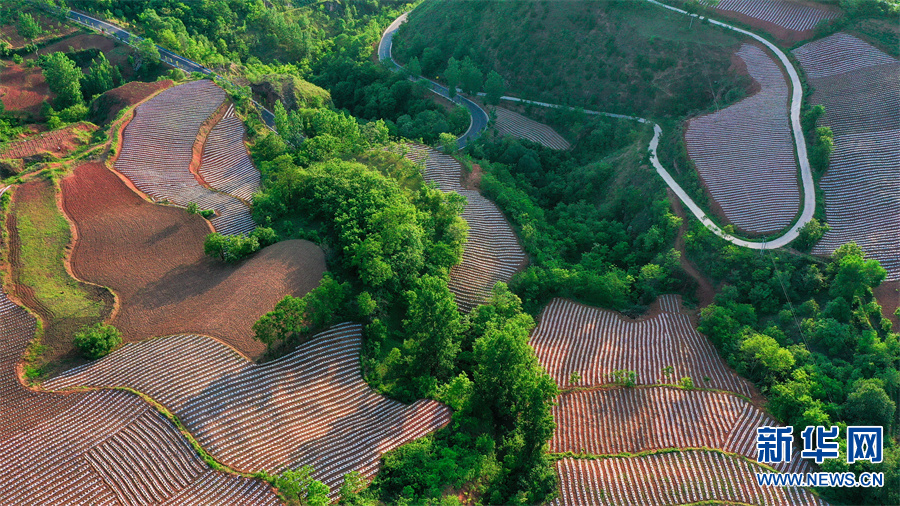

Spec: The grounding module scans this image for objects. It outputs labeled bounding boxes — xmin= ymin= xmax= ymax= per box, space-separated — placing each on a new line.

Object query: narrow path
xmin=379 ymin=1 xmax=815 ymax=251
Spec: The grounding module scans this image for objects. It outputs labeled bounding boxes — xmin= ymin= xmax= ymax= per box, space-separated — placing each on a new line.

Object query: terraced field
xmin=492 ymin=107 xmax=570 ymax=150
xmin=552 ymin=386 xmax=810 ymax=474
xmin=0 ymin=122 xmax=96 ymax=160
xmin=715 ymin=0 xmax=838 ymax=39
xmin=114 ymin=80 xmax=255 ymax=235
xmin=44 ymin=323 xmax=452 ymax=496
xmin=0 ymin=287 xmax=278 ymax=505
xmin=198 ymin=104 xmax=260 ymax=202
xmin=685 ymin=43 xmax=800 ymax=235
xmin=530 ymin=295 xmax=753 ymax=396
xmin=793 ymin=33 xmax=900 ymax=279
xmin=404 ymin=145 xmax=526 ymax=310
xmin=553 ymin=453 xmax=826 ymax=506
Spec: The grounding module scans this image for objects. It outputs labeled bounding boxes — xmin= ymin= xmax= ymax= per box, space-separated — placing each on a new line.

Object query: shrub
xmin=73 ymin=323 xmax=122 ymax=359
xmin=204 ymin=232 xmax=260 ymax=263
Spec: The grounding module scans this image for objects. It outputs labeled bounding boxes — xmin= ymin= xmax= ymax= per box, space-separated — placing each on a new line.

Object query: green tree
xmin=403 ymin=275 xmax=464 ymax=385
xmin=40 ymin=52 xmax=83 ymax=109
xmin=203 ymin=232 xmax=260 ymax=263
xmin=81 ymin=53 xmax=122 ymax=100
xmin=830 ymin=248 xmax=886 ymax=301
xmin=17 ymin=12 xmax=43 ymax=40
xmin=794 ymin=218 xmax=830 ymax=252
xmin=459 ymin=57 xmax=483 ymax=95
xmin=405 ymin=56 xmax=421 ymax=79
xmin=135 ymin=38 xmax=161 ymax=68
xmin=470 ymin=286 xmax=558 ymax=503
xmin=438 ymin=132 xmax=457 ymax=154
xmin=485 ymin=70 xmax=505 ymax=105
xmin=275 ymin=466 xmax=330 ymax=506
xmin=736 ymin=331 xmax=795 ymax=388
xmin=73 ymin=323 xmax=122 ymax=359
xmin=844 ymin=379 xmax=896 ymax=431
xmin=444 ymin=57 xmax=459 ymax=98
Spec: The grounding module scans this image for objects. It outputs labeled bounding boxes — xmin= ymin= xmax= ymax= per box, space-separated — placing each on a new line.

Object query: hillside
xmin=393 ymin=0 xmax=753 ymax=118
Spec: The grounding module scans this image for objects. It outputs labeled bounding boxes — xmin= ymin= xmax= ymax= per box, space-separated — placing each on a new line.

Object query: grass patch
xmin=8 ymin=175 xmax=110 ymax=376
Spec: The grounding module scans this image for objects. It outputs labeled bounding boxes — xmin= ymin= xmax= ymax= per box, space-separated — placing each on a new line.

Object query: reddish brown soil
xmin=5 ymin=179 xmax=114 ymax=370
xmin=874 ymin=281 xmax=899 ymax=331
xmin=668 ymin=189 xmax=716 ymax=309
xmin=0 ymin=122 xmax=97 ymax=160
xmin=463 ymin=162 xmax=484 ymax=191
xmin=0 ymin=64 xmax=51 ymax=116
xmin=89 ymin=80 xmax=174 ymax=125
xmin=60 ymin=162 xmax=326 ymax=359
xmin=38 ymin=34 xmax=140 ymax=80
xmin=0 ymin=14 xmax=78 ymax=49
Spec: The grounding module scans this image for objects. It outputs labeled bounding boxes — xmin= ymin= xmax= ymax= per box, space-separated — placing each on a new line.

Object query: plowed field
xmin=0 ymin=63 xmax=50 ymax=116
xmin=60 ymin=162 xmax=325 ymax=358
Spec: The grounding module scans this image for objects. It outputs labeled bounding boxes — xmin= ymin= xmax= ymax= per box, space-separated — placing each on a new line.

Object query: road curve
xmin=379 ymin=13 xmax=489 ymax=149
xmin=380 ymin=2 xmax=814 ymax=250
xmin=63 ymin=9 xmax=277 ymax=129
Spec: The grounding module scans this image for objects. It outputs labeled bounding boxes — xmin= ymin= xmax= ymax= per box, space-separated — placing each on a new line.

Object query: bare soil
xmin=0 ymin=63 xmax=51 ymax=116
xmin=668 ymin=189 xmax=716 ymax=309
xmin=874 ymin=280 xmax=899 ymax=331
xmin=60 ymin=162 xmax=326 ymax=359
xmin=0 ymin=14 xmax=78 ymax=49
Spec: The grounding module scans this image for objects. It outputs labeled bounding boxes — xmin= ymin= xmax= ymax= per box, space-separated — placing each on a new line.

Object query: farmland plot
xmin=0 ymin=122 xmax=96 ymax=160
xmin=715 ymin=0 xmax=838 ymax=37
xmin=0 ymin=288 xmax=278 ymax=505
xmin=45 ymin=323 xmax=452 ymax=495
xmin=0 ymin=63 xmax=50 ymax=116
xmin=61 ymin=162 xmax=324 ymax=358
xmin=198 ymin=104 xmax=261 ymax=202
xmin=552 ymin=387 xmax=811 ymax=475
xmin=114 ymin=80 xmax=255 ymax=235
xmin=685 ymin=44 xmax=800 ymax=235
xmin=530 ymin=295 xmax=753 ymax=396
xmin=404 ymin=145 xmax=527 ymax=311
xmin=793 ymin=34 xmax=900 ymax=279
xmin=492 ymin=107 xmax=570 ymax=150
xmin=553 ymin=453 xmax=826 ymax=506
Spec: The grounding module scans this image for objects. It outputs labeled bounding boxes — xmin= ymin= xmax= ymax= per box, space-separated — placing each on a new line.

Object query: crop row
xmin=716 ymin=0 xmax=837 ymax=33
xmin=114 ymin=80 xmax=255 ymax=235
xmin=0 ymin=287 xmax=278 ymax=505
xmin=553 ymin=452 xmax=825 ymax=506
xmin=402 ymin=145 xmax=526 ymax=311
xmin=793 ymin=32 xmax=897 ymax=79
xmin=493 ymin=107 xmax=570 ymax=150
xmin=529 ymin=297 xmax=752 ymax=396
xmin=199 ymin=104 xmax=261 ymax=202
xmin=685 ymin=44 xmax=800 ymax=234
xmin=552 ymin=387 xmax=811 ymax=475
xmin=0 ymin=123 xmax=93 ymax=160
xmin=45 ymin=322 xmax=452 ymax=495
xmin=793 ymin=34 xmax=900 ymax=280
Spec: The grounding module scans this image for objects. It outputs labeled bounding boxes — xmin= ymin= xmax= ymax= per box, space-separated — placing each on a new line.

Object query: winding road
xmin=62 ymin=8 xmax=277 ymax=129
xmin=380 ymin=2 xmax=814 ymax=250
xmin=378 ymin=13 xmax=489 ymax=149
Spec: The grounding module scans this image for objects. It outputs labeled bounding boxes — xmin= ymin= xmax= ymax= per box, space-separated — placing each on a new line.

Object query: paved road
xmin=382 ymin=2 xmax=814 ymax=250
xmin=379 ymin=13 xmax=488 ymax=149
xmin=65 ymin=9 xmax=276 ymax=129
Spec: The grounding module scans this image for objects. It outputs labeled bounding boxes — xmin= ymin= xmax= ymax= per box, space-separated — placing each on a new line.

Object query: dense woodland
xmin=1 ymin=0 xmax=898 ymax=504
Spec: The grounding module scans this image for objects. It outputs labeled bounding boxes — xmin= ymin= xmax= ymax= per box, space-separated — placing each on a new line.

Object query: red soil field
xmin=60 ymin=162 xmax=326 ymax=358
xmin=89 ymin=79 xmax=174 ymax=125
xmin=0 ymin=14 xmax=77 ymax=49
xmin=38 ymin=34 xmax=138 ymax=79
xmin=0 ymin=122 xmax=97 ymax=161
xmin=0 ymin=63 xmax=51 ymax=116
xmin=0 ymin=286 xmax=279 ymax=504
